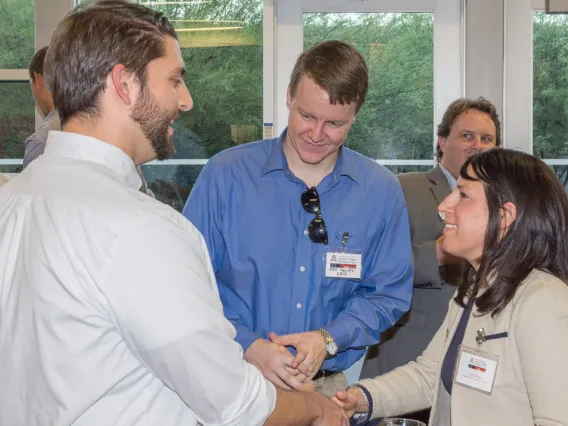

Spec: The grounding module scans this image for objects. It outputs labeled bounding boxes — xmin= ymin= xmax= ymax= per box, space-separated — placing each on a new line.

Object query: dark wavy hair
xmin=455 ymin=149 xmax=568 ymax=316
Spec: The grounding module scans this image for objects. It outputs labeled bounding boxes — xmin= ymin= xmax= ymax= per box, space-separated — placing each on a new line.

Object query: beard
xmin=131 ymin=86 xmax=177 ymax=161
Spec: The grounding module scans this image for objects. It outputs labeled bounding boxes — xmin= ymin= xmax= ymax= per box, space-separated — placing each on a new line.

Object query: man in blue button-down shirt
xmin=183 ymin=40 xmax=413 ymax=397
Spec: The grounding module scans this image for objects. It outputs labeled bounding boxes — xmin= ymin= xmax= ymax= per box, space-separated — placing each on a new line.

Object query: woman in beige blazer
xmin=334 ymin=148 xmax=568 ymax=426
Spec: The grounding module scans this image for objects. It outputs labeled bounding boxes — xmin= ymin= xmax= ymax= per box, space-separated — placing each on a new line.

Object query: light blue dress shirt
xmin=183 ymin=130 xmax=413 ymax=371
xmin=439 ymin=163 xmax=457 ymax=190
xmin=23 ymin=110 xmax=61 ymax=169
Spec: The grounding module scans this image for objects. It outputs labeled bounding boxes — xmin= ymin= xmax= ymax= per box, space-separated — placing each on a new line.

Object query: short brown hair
xmin=289 ymin=40 xmax=368 ymax=113
xmin=28 ymin=46 xmax=49 ymax=82
xmin=436 ymin=97 xmax=502 ymax=161
xmin=45 ymin=0 xmax=177 ymax=126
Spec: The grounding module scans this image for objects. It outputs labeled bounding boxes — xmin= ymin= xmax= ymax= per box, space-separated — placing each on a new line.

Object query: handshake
xmin=303 ymin=385 xmax=371 ymax=426
xmin=244 ymin=331 xmax=370 ymax=425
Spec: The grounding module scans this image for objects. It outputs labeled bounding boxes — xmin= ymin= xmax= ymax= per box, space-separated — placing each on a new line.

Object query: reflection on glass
xmin=384 ymin=165 xmax=432 ymax=175
xmin=141 ymin=164 xmax=204 ymax=211
xmin=0 ymin=0 xmax=35 ymax=68
xmin=98 ymin=0 xmax=265 ymax=158
xmin=534 ymin=12 xmax=568 ymax=159
xmin=304 ymin=13 xmax=434 ymax=160
xmin=0 ymin=82 xmax=35 ymax=160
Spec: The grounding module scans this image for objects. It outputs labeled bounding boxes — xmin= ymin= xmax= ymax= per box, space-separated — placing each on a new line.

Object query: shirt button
xmin=300 ymin=266 xmax=306 ymax=272
xmin=296 ymin=303 xmax=302 ymax=309
xmin=304 ymin=230 xmax=309 ymax=235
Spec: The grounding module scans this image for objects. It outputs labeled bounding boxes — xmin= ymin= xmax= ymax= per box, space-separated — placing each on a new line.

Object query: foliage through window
xmin=304 ymin=13 xmax=434 ymax=162
xmin=533 ymin=12 xmax=568 ymax=186
xmin=0 ymin=0 xmax=35 ymax=175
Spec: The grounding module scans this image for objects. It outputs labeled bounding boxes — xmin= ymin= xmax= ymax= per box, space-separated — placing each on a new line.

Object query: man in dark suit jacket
xmin=360 ymin=97 xmax=502 ymax=423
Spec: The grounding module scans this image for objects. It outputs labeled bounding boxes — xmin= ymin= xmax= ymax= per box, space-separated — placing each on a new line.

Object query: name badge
xmin=453 ymin=345 xmax=499 ymax=395
xmin=325 ymin=249 xmax=362 ymax=279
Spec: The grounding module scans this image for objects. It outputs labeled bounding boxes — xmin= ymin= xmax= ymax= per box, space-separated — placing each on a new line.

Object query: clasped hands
xmin=244 ymin=330 xmax=327 ymax=391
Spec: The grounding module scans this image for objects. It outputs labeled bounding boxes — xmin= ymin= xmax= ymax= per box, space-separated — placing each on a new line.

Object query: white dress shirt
xmin=0 ymin=131 xmax=276 ymax=426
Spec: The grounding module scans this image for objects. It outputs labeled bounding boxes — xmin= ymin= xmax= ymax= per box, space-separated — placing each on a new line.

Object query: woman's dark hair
xmin=455 ymin=148 xmax=568 ymax=316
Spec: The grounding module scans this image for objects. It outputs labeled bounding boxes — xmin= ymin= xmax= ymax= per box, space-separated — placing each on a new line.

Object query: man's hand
xmin=269 ymin=331 xmax=327 ymax=378
xmin=310 ymin=392 xmax=350 ymax=426
xmin=244 ymin=338 xmax=309 ymax=390
xmin=436 ymin=235 xmax=462 ymax=266
xmin=332 ymin=387 xmax=369 ymax=418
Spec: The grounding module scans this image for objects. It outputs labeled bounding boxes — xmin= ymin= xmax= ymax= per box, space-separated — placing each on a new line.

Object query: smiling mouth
xmin=444 ymin=224 xmax=457 ymax=229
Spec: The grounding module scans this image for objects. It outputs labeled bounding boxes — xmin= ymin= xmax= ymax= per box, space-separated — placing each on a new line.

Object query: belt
xmin=313 ymin=370 xmax=339 ymax=380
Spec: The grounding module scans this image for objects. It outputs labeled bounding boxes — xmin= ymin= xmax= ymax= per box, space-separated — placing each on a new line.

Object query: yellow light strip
xmin=140 ymin=1 xmax=212 ymax=5
xmin=170 ymin=20 xmax=245 ymax=24
xmin=176 ymin=26 xmax=243 ymax=32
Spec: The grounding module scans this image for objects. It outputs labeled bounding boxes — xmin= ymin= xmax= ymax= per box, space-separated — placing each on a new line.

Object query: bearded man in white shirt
xmin=0 ymin=1 xmax=348 ymax=425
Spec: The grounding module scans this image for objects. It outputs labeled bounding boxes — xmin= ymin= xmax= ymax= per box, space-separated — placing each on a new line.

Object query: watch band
xmin=315 ymin=328 xmax=334 ymax=344
xmin=351 ymin=385 xmax=372 ymax=425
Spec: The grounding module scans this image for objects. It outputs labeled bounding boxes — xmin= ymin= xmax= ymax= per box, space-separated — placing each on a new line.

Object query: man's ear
xmin=500 ymin=201 xmax=517 ymax=231
xmin=286 ymin=85 xmax=292 ymax=111
xmin=109 ymin=64 xmax=136 ymax=106
xmin=438 ymin=136 xmax=447 ymax=154
xmin=33 ymin=72 xmax=44 ymax=89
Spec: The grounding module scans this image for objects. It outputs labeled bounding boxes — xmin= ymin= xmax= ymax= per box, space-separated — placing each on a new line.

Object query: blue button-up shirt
xmin=183 ymin=131 xmax=413 ymax=371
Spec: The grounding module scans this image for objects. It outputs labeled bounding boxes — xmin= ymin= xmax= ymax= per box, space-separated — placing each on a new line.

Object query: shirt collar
xmin=260 ymin=128 xmax=360 ymax=184
xmin=43 ymin=131 xmax=142 ymax=191
xmin=439 ymin=163 xmax=457 ymax=191
xmin=45 ymin=109 xmax=58 ymax=121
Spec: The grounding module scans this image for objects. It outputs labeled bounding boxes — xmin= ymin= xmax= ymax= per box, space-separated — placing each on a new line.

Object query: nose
xmin=472 ymin=135 xmax=484 ymax=151
xmin=310 ymin=120 xmax=325 ymax=142
xmin=178 ymin=82 xmax=193 ymax=112
xmin=438 ymin=189 xmax=458 ymax=218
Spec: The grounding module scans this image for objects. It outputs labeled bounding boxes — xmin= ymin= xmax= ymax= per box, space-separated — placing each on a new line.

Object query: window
xmin=76 ymin=0 xmax=264 ymax=210
xmin=304 ymin=12 xmax=434 ymax=174
xmin=0 ymin=0 xmax=35 ymax=174
xmin=533 ymin=11 xmax=568 ymax=185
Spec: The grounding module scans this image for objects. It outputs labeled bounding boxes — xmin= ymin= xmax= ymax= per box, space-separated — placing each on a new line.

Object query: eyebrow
xmin=171 ymin=67 xmax=186 ymax=78
xmin=298 ymin=108 xmax=348 ymax=124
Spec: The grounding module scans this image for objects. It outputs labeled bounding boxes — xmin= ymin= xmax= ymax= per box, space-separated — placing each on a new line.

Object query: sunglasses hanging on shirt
xmin=301 ymin=186 xmax=329 ymax=245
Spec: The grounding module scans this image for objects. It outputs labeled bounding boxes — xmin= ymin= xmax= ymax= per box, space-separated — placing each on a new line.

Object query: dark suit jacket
xmin=361 ymin=166 xmax=463 ymax=378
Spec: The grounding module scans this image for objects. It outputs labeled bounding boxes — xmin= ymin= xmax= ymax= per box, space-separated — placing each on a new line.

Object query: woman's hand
xmin=332 ymin=387 xmax=369 ymax=418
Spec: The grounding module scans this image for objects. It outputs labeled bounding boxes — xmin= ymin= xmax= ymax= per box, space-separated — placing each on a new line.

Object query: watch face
xmin=326 ymin=341 xmax=338 ymax=356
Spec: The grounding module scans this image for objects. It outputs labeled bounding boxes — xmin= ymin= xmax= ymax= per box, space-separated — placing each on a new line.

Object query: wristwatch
xmin=315 ymin=328 xmax=338 ymax=358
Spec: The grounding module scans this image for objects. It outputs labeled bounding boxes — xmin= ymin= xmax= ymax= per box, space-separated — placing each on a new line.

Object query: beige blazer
xmin=358 ymin=269 xmax=568 ymax=426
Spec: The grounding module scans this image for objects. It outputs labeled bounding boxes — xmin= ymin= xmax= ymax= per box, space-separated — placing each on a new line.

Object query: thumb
xmin=269 ymin=331 xmax=295 ymax=346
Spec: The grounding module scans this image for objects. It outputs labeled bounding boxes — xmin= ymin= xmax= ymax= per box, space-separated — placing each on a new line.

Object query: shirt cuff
xmin=233 ymin=321 xmax=262 ymax=353
xmin=324 ymin=316 xmax=358 ymax=352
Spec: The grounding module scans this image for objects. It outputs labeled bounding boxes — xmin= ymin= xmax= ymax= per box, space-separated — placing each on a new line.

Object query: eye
xmin=462 ymin=132 xmax=474 ymax=140
xmin=482 ymin=136 xmax=494 ymax=144
xmin=328 ymin=121 xmax=341 ymax=128
xmin=459 ymin=191 xmax=468 ymax=200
